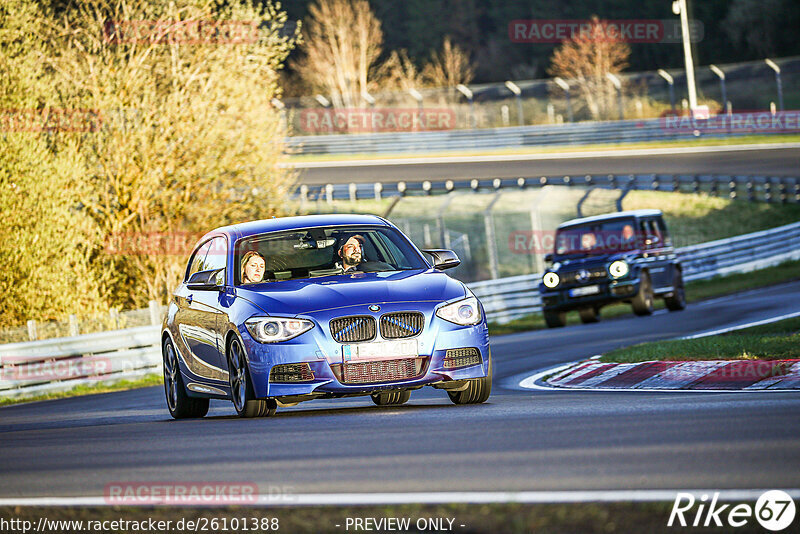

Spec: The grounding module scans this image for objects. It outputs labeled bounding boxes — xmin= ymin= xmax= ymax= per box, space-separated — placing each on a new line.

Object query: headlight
xmin=245 ymin=317 xmax=314 ymax=343
xmin=436 ymin=296 xmax=481 ymax=326
xmin=542 ymin=272 xmax=560 ymax=288
xmin=608 ymin=260 xmax=629 ymax=279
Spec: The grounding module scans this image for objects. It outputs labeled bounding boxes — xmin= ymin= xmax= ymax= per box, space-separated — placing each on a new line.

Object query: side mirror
xmin=544 ymin=253 xmax=554 ymax=263
xmin=187 ymin=268 xmax=224 ymax=291
xmin=421 ymin=249 xmax=461 ymax=270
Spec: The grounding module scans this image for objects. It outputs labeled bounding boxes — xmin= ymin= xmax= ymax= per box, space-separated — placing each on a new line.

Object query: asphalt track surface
xmin=296 ymin=145 xmax=800 ymax=183
xmin=1 ymin=281 xmax=799 ymax=499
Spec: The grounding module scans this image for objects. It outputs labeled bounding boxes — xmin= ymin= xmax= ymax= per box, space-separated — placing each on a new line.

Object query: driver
xmin=337 ymin=234 xmax=365 ymax=272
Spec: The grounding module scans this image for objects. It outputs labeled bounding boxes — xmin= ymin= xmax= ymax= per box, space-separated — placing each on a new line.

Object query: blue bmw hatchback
xmin=162 ymin=214 xmax=491 ymax=418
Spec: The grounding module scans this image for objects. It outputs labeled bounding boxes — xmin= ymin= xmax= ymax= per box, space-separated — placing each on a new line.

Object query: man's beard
xmin=344 ymin=252 xmax=361 ymax=266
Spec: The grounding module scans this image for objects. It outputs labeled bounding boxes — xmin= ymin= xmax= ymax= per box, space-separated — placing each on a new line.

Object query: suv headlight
xmin=542 ymin=272 xmax=560 ymax=288
xmin=608 ymin=260 xmax=629 ymax=279
xmin=245 ymin=317 xmax=314 ymax=343
xmin=436 ymin=296 xmax=481 ymax=326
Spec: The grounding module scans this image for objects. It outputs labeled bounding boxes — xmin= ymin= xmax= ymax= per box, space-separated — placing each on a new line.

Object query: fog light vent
xmin=270 ymin=363 xmax=315 ymax=383
xmin=443 ymin=348 xmax=481 ymax=369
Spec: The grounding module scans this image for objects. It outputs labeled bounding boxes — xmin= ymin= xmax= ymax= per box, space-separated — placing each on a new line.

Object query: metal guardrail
xmin=469 ymin=220 xmax=800 ymax=324
xmin=0 ymin=326 xmax=161 ymax=399
xmin=1 ymin=222 xmax=798 ymax=398
xmin=286 ymin=115 xmax=797 ymax=155
xmin=296 ymin=174 xmax=800 ymax=204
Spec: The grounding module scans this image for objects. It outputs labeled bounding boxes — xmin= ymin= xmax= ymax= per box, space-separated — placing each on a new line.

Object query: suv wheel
xmin=228 ymin=338 xmax=277 ymax=418
xmin=665 ymin=270 xmax=687 ymax=311
xmin=163 ymin=338 xmax=209 ymax=419
xmin=632 ymin=271 xmax=655 ymax=316
xmin=579 ymin=307 xmax=600 ymax=323
xmin=544 ymin=309 xmax=567 ymax=328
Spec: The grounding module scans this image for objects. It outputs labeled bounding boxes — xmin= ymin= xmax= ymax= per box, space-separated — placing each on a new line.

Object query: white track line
xmin=681 ymin=310 xmax=800 ymax=339
xmin=3 ymin=489 xmax=799 ymax=507
xmin=285 ymin=142 xmax=800 ymax=168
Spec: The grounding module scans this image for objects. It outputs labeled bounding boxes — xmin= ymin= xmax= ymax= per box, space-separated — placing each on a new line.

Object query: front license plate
xmin=343 ymin=339 xmax=419 ymax=361
xmin=569 ymin=285 xmax=600 ymax=297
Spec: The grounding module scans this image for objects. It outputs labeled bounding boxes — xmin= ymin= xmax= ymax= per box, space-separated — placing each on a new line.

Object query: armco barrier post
xmin=27 ymin=320 xmax=37 ymax=341
xmin=149 ymin=300 xmax=161 ymax=326
xmin=69 ymin=314 xmax=79 ymax=337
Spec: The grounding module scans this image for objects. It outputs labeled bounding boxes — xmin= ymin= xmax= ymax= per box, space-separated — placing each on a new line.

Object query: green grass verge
xmin=488 ymin=259 xmax=800 ymax=336
xmin=286 ymin=133 xmax=800 ymax=163
xmin=600 ymin=315 xmax=800 ymax=364
xmin=0 ymin=374 xmax=161 ymax=407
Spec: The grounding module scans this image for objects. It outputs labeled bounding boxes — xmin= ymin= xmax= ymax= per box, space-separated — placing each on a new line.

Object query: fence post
xmin=27 ymin=320 xmax=38 ymax=341
xmin=110 ymin=308 xmax=120 ymax=329
xmin=68 ymin=314 xmax=79 ymax=337
xmin=373 ymin=182 xmax=382 ymax=201
xmin=149 ymin=300 xmax=161 ymax=326
xmin=349 ymin=183 xmax=357 ymax=202
xmin=484 ymin=192 xmax=503 ymax=279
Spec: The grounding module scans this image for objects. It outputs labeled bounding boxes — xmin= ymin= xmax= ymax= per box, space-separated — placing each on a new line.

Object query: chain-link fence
xmin=282 ymin=57 xmax=800 ymax=134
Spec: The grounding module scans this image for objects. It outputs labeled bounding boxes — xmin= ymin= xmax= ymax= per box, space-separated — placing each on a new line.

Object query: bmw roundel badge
xmin=369 ymin=304 xmax=381 ymax=312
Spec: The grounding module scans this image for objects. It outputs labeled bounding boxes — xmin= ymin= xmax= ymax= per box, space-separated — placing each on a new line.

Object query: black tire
xmin=163 ymin=338 xmax=209 ymax=419
xmin=448 ymin=350 xmax=492 ymax=405
xmin=578 ymin=307 xmax=600 ymax=323
xmin=544 ymin=309 xmax=567 ymax=328
xmin=228 ymin=338 xmax=277 ymax=418
xmin=631 ymin=271 xmax=655 ymax=316
xmin=665 ymin=270 xmax=687 ymax=311
xmin=371 ymin=390 xmax=411 ymax=406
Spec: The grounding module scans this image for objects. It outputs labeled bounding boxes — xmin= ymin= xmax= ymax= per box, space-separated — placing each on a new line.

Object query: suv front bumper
xmin=540 ymin=278 xmax=640 ymax=311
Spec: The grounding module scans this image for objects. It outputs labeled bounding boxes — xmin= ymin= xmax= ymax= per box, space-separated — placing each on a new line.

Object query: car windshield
xmin=555 ymin=219 xmax=639 ymax=256
xmin=235 ymin=225 xmax=428 ymax=284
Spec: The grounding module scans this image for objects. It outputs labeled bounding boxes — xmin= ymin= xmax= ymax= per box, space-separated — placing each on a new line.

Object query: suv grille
xmin=334 ymin=357 xmax=427 ymax=384
xmin=330 ymin=316 xmax=376 ymax=343
xmin=561 ymin=266 xmax=608 ymax=284
xmin=380 ymin=312 xmax=424 ymax=339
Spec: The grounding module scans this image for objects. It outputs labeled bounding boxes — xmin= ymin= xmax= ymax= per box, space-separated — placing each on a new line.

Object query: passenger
xmin=241 ymin=251 xmax=266 ymax=284
xmin=337 ymin=234 xmax=365 ymax=272
xmin=621 ymin=224 xmax=635 ymax=242
xmin=581 ymin=232 xmax=597 ymax=251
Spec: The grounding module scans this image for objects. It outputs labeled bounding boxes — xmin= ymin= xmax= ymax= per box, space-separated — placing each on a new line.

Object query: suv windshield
xmin=235 ymin=225 xmax=428 ymax=284
xmin=555 ymin=219 xmax=639 ymax=256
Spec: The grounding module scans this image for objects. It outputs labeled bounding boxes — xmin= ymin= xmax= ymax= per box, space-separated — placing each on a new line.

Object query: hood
xmin=235 ymin=269 xmax=466 ymax=316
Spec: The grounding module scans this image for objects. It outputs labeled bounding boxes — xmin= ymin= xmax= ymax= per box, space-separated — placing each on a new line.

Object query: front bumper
xmin=239 ymin=305 xmax=490 ymax=398
xmin=540 ymin=277 xmax=640 ymax=311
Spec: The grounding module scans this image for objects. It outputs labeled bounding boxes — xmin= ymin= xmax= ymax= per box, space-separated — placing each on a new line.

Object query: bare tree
xmin=548 ymin=17 xmax=630 ymax=121
xmin=293 ymin=0 xmax=384 ymax=107
xmin=422 ymin=36 xmax=475 ymax=88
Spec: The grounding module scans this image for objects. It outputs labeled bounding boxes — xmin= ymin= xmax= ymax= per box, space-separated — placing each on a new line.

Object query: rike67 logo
xmin=668 ymin=490 xmax=796 ymax=531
